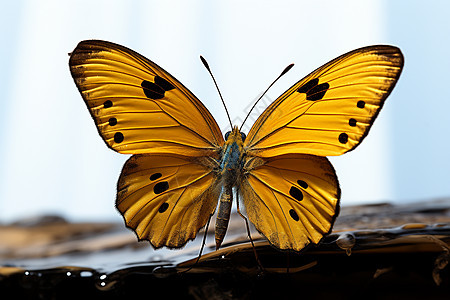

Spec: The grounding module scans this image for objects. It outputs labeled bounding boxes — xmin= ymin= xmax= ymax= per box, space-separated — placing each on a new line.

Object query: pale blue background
xmin=1 ymin=0 xmax=449 ymax=222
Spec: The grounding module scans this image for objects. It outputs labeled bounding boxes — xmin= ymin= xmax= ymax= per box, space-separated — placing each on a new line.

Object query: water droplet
xmin=80 ymin=271 xmax=93 ymax=277
xmin=336 ymin=232 xmax=356 ymax=256
xmin=95 ymin=274 xmax=117 ymax=291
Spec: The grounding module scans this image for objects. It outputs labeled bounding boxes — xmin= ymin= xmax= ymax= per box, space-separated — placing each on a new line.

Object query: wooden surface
xmin=1 ymin=198 xmax=449 ymax=299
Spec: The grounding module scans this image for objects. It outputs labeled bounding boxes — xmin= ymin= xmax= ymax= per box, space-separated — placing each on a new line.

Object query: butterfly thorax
xmin=220 ymin=126 xmax=246 ymax=182
xmin=215 ymin=126 xmax=246 ymax=249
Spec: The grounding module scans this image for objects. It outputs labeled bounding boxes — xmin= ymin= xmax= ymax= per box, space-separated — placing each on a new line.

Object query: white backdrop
xmin=1 ymin=0 xmax=449 ymax=222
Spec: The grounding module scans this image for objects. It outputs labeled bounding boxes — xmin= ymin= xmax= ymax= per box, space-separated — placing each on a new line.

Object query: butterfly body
xmin=215 ymin=126 xmax=246 ymax=249
xmin=69 ymin=40 xmax=403 ymax=253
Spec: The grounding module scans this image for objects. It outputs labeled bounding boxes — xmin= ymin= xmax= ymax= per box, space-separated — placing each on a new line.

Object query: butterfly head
xmin=224 ymin=126 xmax=246 ymax=143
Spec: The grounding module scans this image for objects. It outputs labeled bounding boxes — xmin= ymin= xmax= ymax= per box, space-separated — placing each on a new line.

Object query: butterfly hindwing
xmin=245 ymin=45 xmax=404 ymax=157
xmin=116 ymin=154 xmax=221 ymax=249
xmin=69 ymin=40 xmax=224 ymax=157
xmin=240 ymin=154 xmax=340 ymax=251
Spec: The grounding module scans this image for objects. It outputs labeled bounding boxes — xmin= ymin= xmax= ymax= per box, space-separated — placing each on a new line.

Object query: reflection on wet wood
xmin=1 ymin=199 xmax=449 ymax=299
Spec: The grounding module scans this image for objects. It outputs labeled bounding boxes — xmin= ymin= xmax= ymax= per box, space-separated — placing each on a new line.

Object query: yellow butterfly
xmin=69 ymin=40 xmax=403 ymax=252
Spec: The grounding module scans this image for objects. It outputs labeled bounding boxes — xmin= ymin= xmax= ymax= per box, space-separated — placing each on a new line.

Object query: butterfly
xmin=69 ymin=40 xmax=403 ymax=252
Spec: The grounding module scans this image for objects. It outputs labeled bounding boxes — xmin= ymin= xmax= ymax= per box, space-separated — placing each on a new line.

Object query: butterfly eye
xmin=224 ymin=131 xmax=231 ymax=140
xmin=240 ymin=132 xmax=246 ymax=142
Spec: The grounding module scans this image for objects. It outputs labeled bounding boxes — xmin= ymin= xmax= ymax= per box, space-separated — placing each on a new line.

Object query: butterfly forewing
xmin=244 ymin=45 xmax=403 ymax=157
xmin=241 ymin=154 xmax=340 ymax=251
xmin=69 ymin=40 xmax=224 ymax=157
xmin=116 ymin=154 xmax=221 ymax=249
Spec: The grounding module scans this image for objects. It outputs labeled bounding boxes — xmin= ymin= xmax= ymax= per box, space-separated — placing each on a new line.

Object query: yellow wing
xmin=241 ymin=154 xmax=340 ymax=251
xmin=69 ymin=40 xmax=224 ymax=157
xmin=116 ymin=154 xmax=221 ymax=249
xmin=244 ymin=45 xmax=403 ymax=158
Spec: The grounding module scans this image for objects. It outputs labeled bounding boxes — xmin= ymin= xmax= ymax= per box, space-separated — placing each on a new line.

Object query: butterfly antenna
xmin=200 ymin=56 xmax=233 ymax=128
xmin=240 ymin=63 xmax=294 ymax=131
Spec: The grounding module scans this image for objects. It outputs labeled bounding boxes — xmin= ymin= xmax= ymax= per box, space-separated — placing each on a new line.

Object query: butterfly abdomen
xmin=215 ymin=184 xmax=233 ymax=250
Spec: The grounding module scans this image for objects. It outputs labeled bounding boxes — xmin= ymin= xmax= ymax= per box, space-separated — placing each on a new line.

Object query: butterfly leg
xmin=236 ymin=191 xmax=263 ymax=271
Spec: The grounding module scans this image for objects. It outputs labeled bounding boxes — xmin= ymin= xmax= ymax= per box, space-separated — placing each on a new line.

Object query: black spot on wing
xmin=103 ymin=100 xmax=113 ymax=108
xmin=114 ymin=132 xmax=124 ymax=143
xmin=158 ymin=202 xmax=169 ymax=213
xmin=154 ymin=76 xmax=175 ymax=91
xmin=339 ymin=133 xmax=348 ymax=144
xmin=297 ymin=78 xmax=318 ymax=94
xmin=307 ymin=82 xmax=329 ymax=101
xmin=141 ymin=80 xmax=165 ymax=100
xmin=349 ymin=118 xmax=357 ymax=127
xmin=297 ymin=180 xmax=308 ymax=189
xmin=109 ymin=117 xmax=117 ymax=126
xmin=289 ymin=186 xmax=303 ymax=201
xmin=297 ymin=78 xmax=329 ymax=101
xmin=141 ymin=76 xmax=175 ymax=100
xmin=289 ymin=209 xmax=300 ymax=221
xmin=357 ymin=100 xmax=366 ymax=108
xmin=150 ymin=173 xmax=162 ymax=181
xmin=154 ymin=181 xmax=169 ymax=194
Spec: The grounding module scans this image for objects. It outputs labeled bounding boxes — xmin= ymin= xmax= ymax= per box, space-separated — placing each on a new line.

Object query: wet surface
xmin=1 ymin=199 xmax=450 ymax=299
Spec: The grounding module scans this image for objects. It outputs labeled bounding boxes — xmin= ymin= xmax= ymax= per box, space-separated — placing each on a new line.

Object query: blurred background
xmin=1 ymin=0 xmax=449 ymax=223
